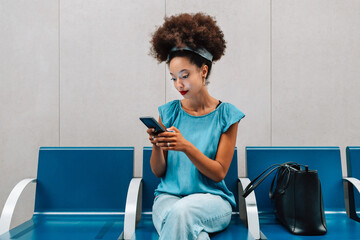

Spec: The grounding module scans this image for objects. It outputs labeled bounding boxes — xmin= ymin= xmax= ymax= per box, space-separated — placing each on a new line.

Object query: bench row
xmin=0 ymin=146 xmax=359 ymax=239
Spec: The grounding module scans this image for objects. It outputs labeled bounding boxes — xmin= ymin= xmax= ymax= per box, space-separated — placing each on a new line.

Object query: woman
xmin=147 ymin=13 xmax=245 ymax=240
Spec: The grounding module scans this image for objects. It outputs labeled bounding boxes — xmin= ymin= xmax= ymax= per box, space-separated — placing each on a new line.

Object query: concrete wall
xmin=1 ymin=0 xmax=360 ymax=228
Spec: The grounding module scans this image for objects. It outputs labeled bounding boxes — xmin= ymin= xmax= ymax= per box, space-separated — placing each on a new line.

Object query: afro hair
xmin=150 ymin=13 xmax=226 ymax=63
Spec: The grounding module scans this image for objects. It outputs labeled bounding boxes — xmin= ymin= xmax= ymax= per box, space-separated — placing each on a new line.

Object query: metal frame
xmin=0 ymin=178 xmax=36 ymax=235
xmin=122 ymin=178 xmax=143 ymax=240
xmin=238 ymin=177 xmax=262 ymax=240
xmin=343 ymin=177 xmax=360 ymax=221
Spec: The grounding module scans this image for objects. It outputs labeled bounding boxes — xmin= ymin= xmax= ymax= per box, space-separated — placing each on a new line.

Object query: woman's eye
xmin=171 ymin=77 xmax=176 ymax=81
xmin=181 ymin=74 xmax=189 ymax=79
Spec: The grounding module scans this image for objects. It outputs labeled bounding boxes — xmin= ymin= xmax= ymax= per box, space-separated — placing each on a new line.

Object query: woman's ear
xmin=201 ymin=64 xmax=209 ymax=78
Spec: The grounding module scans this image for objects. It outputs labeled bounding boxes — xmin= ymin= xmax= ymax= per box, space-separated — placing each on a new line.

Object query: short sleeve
xmin=158 ymin=100 xmax=180 ymax=128
xmin=221 ymin=103 xmax=245 ymax=133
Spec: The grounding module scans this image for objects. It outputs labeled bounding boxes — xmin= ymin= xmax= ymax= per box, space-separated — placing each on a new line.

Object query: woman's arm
xmin=148 ymin=117 xmax=168 ymax=178
xmin=154 ymin=122 xmax=239 ymax=183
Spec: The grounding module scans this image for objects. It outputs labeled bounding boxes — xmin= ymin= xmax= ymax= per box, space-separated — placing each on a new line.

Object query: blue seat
xmin=0 ymin=147 xmax=135 ymax=240
xmin=244 ymin=146 xmax=360 ymax=240
xmin=344 ymin=146 xmax=360 ymax=221
xmin=130 ymin=147 xmax=254 ymax=239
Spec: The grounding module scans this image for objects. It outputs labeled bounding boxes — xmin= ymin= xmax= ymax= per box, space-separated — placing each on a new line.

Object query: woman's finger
xmin=167 ymin=127 xmax=180 ymax=133
xmin=148 ymin=135 xmax=157 ymax=145
xmin=154 ymin=137 xmax=177 ymax=143
xmin=157 ymin=141 xmax=177 ymax=147
xmin=147 ymin=128 xmax=156 ymax=135
xmin=157 ymin=132 xmax=175 ymax=137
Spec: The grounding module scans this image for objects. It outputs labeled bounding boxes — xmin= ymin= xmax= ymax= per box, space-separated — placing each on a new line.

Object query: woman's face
xmin=169 ymin=56 xmax=207 ymax=99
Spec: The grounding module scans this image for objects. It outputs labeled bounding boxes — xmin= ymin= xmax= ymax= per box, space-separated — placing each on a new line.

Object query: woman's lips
xmin=180 ymin=91 xmax=189 ymax=95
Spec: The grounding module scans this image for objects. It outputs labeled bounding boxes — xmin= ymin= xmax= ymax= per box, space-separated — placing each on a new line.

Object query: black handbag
xmin=242 ymin=162 xmax=327 ymax=235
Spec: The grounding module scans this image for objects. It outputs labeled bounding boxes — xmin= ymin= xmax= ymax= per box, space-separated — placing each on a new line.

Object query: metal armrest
xmin=0 ymin=178 xmax=36 ymax=235
xmin=343 ymin=177 xmax=360 ymax=221
xmin=238 ymin=177 xmax=261 ymax=240
xmin=122 ymin=178 xmax=143 ymax=240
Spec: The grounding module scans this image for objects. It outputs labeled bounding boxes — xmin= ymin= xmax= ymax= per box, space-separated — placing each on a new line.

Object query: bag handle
xmin=242 ymin=164 xmax=281 ymax=198
xmin=268 ymin=162 xmax=310 ymax=199
xmin=269 ymin=165 xmax=291 ymax=199
xmin=242 ymin=162 xmax=309 ymax=198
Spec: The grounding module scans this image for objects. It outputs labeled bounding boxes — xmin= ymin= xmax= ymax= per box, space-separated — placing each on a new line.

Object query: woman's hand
xmin=147 ymin=128 xmax=157 ymax=146
xmin=153 ymin=127 xmax=190 ymax=152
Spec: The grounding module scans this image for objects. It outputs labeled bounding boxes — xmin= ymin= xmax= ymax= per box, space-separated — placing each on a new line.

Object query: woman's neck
xmin=181 ymin=88 xmax=218 ymax=113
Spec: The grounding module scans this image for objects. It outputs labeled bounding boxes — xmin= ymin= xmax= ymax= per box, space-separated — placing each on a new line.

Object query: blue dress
xmin=155 ymin=100 xmax=245 ymax=207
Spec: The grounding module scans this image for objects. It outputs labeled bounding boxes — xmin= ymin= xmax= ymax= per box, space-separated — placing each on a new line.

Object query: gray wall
xmin=1 ymin=0 xmax=360 ymax=228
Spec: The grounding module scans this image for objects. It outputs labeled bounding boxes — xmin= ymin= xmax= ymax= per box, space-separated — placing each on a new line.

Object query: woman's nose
xmin=174 ymin=79 xmax=184 ymax=89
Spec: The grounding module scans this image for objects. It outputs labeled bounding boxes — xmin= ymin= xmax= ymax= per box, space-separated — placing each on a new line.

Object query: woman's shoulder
xmin=158 ymin=100 xmax=180 ymax=113
xmin=159 ymin=99 xmax=179 ymax=108
xmin=218 ymin=102 xmax=245 ymax=132
xmin=158 ymin=100 xmax=181 ymax=127
xmin=219 ymin=102 xmax=245 ymax=116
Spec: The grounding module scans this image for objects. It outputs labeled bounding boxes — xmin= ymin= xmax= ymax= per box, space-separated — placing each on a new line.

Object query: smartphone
xmin=139 ymin=117 xmax=166 ymax=135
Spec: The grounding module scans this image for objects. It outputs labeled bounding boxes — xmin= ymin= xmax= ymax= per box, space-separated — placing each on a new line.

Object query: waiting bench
xmin=241 ymin=146 xmax=360 ymax=240
xmin=4 ymin=146 xmax=359 ymax=239
xmin=127 ymin=147 xmax=255 ymax=239
xmin=0 ymin=147 xmax=135 ymax=240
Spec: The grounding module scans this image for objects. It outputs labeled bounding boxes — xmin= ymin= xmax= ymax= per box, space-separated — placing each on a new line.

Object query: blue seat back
xmin=142 ymin=147 xmax=240 ymax=212
xmin=34 ymin=147 xmax=134 ymax=213
xmin=246 ymin=147 xmax=343 ymax=212
xmin=346 ymin=146 xmax=360 ymax=211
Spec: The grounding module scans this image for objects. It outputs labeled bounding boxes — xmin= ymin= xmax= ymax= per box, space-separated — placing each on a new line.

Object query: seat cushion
xmin=131 ymin=214 xmax=159 ymax=240
xmin=0 ymin=215 xmax=124 ymax=240
xmin=259 ymin=212 xmax=360 ymax=240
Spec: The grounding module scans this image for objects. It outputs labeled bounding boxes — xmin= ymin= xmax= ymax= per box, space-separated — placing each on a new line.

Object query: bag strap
xmin=242 ymin=164 xmax=281 ymax=198
xmin=242 ymin=162 xmax=308 ymax=198
xmin=268 ymin=162 xmax=309 ymax=199
xmin=269 ymin=165 xmax=291 ymax=199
